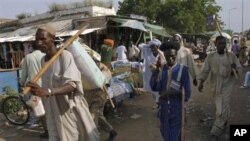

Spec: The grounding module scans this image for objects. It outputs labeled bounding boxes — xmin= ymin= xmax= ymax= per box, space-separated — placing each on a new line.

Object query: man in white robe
xmin=198 ymin=36 xmax=242 ymax=141
xmin=27 ymin=25 xmax=99 ymax=141
xmin=116 ymin=41 xmax=128 ymax=62
xmin=174 ymin=34 xmax=198 ymax=86
xmin=138 ymin=39 xmax=162 ymax=106
xmin=20 ymin=47 xmax=48 ymax=138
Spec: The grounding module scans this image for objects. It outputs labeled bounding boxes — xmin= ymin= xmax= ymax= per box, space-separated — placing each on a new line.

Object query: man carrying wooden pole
xmin=25 ymin=24 xmax=100 ymax=141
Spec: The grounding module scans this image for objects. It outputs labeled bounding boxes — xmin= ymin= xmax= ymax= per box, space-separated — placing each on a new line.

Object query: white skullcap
xmin=174 ymin=33 xmax=182 ymax=39
xmin=38 ymin=24 xmax=56 ymax=36
xmin=148 ymin=38 xmax=162 ymax=47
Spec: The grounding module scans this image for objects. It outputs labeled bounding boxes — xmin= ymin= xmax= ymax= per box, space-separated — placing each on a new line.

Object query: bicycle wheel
xmin=2 ymin=96 xmax=30 ymax=125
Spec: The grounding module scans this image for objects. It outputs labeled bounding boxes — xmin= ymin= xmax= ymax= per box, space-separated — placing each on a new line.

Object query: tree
xmin=49 ymin=2 xmax=66 ymax=12
xmin=118 ymin=0 xmax=221 ymax=33
xmin=16 ymin=13 xmax=31 ymax=19
xmin=118 ymin=0 xmax=161 ymax=22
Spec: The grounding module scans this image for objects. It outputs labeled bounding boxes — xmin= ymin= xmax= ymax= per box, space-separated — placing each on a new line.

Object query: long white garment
xmin=41 ymin=50 xmax=99 ymax=141
xmin=138 ymin=44 xmax=159 ymax=102
xmin=198 ymin=52 xmax=242 ymax=136
xmin=176 ymin=46 xmax=198 ymax=79
xmin=20 ymin=50 xmax=45 ymax=86
xmin=116 ymin=45 xmax=127 ymax=61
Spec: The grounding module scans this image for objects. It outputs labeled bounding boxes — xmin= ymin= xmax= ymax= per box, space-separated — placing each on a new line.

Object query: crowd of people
xmin=19 ymin=24 xmax=250 ymax=141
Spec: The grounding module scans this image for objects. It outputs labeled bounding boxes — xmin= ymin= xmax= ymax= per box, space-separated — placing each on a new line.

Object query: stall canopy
xmin=121 ymin=20 xmax=147 ymax=32
xmin=109 ymin=17 xmax=171 ymax=37
xmin=144 ymin=23 xmax=172 ymax=37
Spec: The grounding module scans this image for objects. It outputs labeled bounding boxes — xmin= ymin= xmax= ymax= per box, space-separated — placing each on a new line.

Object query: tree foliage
xmin=118 ymin=0 xmax=161 ymax=21
xmin=16 ymin=13 xmax=31 ymax=19
xmin=118 ymin=0 xmax=221 ymax=33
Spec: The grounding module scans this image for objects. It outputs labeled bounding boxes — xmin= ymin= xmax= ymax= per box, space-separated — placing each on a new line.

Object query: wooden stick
xmin=22 ymin=24 xmax=90 ymax=95
xmin=181 ymin=87 xmax=185 ymax=141
xmin=103 ymin=86 xmax=115 ymax=108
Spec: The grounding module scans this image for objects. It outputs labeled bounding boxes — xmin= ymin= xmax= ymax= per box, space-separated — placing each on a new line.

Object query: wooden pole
xmin=103 ymin=86 xmax=115 ymax=108
xmin=22 ymin=24 xmax=90 ymax=95
xmin=181 ymin=87 xmax=185 ymax=141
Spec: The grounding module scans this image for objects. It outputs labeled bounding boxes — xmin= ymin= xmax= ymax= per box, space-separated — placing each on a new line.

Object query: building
xmin=0 ymin=6 xmax=170 ymax=69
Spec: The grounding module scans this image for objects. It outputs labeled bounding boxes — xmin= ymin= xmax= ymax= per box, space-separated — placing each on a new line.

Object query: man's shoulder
xmin=227 ymin=51 xmax=237 ymax=58
xmin=206 ymin=52 xmax=216 ymax=58
xmin=61 ymin=50 xmax=74 ymax=58
xmin=179 ymin=46 xmax=191 ymax=54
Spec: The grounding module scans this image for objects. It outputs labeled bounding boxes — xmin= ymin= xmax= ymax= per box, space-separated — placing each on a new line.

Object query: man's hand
xmin=231 ymin=63 xmax=238 ymax=76
xmin=198 ymin=80 xmax=204 ymax=92
xmin=231 ymin=63 xmax=236 ymax=69
xmin=26 ymin=82 xmax=49 ymax=97
xmin=193 ymin=78 xmax=198 ymax=86
xmin=156 ymin=57 xmax=162 ymax=69
xmin=149 ymin=64 xmax=157 ymax=70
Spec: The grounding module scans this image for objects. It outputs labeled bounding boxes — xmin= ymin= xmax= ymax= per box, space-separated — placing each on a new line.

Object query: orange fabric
xmin=104 ymin=39 xmax=114 ymax=47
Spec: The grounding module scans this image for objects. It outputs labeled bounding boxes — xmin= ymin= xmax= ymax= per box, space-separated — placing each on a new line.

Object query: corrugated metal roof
xmin=56 ymin=27 xmax=104 ymax=37
xmin=0 ymin=20 xmax=73 ymax=43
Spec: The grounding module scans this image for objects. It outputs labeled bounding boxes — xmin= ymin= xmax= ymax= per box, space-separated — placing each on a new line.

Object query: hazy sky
xmin=0 ymin=0 xmax=249 ymax=33
xmin=217 ymin=0 xmax=249 ymax=33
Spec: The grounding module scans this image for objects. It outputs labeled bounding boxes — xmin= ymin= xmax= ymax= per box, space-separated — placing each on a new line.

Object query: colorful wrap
xmin=104 ymin=39 xmax=114 ymax=47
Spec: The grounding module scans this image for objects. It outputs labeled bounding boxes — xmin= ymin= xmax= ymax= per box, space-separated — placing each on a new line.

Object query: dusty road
xmin=1 ymin=67 xmax=250 ymax=141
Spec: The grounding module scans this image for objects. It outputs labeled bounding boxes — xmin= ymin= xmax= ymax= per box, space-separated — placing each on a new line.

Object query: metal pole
xmin=229 ymin=9 xmax=231 ymax=34
xmin=242 ymin=0 xmax=244 ymax=35
xmin=229 ymin=8 xmax=236 ymax=35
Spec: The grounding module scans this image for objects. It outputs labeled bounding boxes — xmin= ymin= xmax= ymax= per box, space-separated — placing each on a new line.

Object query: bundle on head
xmin=104 ymin=39 xmax=114 ymax=47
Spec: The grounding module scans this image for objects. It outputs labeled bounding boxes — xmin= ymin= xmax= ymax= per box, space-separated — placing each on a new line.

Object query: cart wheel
xmin=2 ymin=96 xmax=30 ymax=125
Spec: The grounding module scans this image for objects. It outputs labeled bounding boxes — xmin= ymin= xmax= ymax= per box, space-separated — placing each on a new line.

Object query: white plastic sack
xmin=68 ymin=40 xmax=107 ymax=90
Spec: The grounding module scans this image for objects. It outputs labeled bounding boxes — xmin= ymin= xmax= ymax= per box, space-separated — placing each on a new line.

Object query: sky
xmin=0 ymin=0 xmax=249 ymax=33
xmin=216 ymin=0 xmax=250 ymax=33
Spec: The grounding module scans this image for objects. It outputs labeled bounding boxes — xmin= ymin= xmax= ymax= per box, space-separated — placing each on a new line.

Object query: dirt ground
xmin=1 ymin=47 xmax=250 ymax=141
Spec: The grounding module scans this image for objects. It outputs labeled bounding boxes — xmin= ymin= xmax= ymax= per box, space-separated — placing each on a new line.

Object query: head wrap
xmin=159 ymin=41 xmax=180 ymax=51
xmin=148 ymin=38 xmax=162 ymax=47
xmin=104 ymin=39 xmax=114 ymax=47
xmin=174 ymin=34 xmax=182 ymax=40
xmin=174 ymin=33 xmax=184 ymax=47
xmin=38 ymin=24 xmax=56 ymax=36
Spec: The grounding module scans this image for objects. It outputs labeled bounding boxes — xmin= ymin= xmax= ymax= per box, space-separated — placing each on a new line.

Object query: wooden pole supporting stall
xmin=22 ymin=24 xmax=90 ymax=95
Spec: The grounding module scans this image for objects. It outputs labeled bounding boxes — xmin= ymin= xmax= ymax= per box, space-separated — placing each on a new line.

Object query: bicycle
xmin=2 ymin=95 xmax=30 ymax=125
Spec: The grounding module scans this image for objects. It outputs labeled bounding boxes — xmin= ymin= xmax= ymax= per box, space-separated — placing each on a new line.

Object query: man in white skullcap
xmin=27 ymin=24 xmax=99 ymax=141
xmin=174 ymin=34 xmax=198 ymax=86
xmin=138 ymin=38 xmax=165 ymax=107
